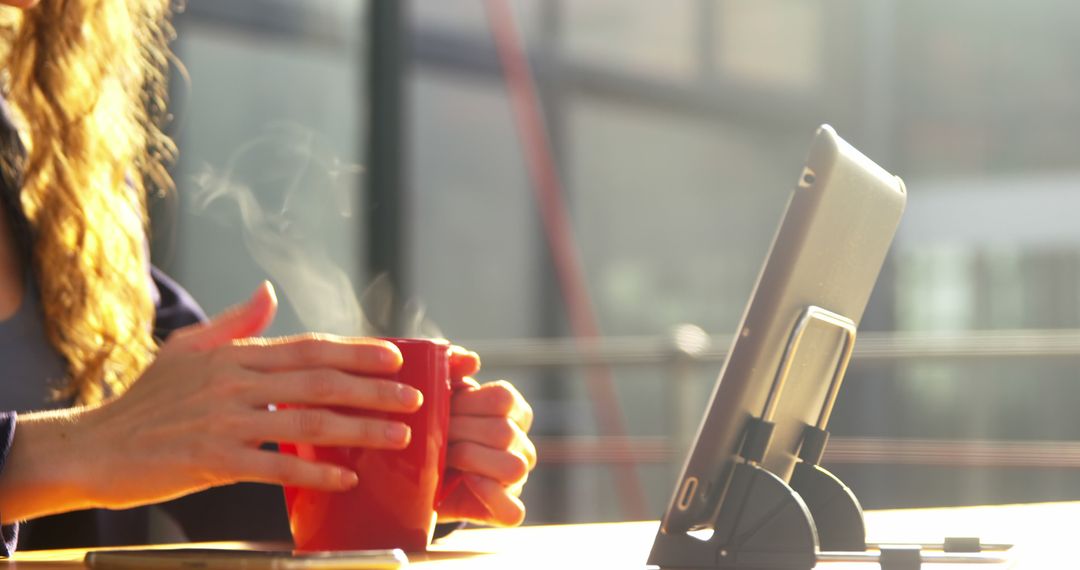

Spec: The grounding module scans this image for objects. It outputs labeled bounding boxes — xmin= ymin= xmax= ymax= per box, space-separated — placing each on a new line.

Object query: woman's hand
xmin=0 ymin=282 xmax=422 ymax=523
xmin=437 ymin=348 xmax=536 ymax=527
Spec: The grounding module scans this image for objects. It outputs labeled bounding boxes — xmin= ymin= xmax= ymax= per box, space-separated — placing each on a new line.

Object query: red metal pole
xmin=483 ymin=0 xmax=648 ymax=520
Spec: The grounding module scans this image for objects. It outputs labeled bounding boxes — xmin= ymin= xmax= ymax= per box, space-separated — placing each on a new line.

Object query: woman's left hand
xmin=437 ymin=347 xmax=536 ymax=526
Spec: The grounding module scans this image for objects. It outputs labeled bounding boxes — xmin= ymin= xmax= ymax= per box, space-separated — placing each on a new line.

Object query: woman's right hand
xmin=0 ymin=282 xmax=420 ymax=523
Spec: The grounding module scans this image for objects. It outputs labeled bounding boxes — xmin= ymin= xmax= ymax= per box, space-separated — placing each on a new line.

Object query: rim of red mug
xmin=378 ymin=337 xmax=451 ymax=346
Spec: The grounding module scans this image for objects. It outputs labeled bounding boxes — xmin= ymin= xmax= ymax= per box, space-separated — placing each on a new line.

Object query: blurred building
xmin=159 ymin=0 xmax=1080 ymax=524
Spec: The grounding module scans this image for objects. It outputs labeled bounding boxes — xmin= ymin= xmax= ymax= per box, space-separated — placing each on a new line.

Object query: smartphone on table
xmin=84 ymin=548 xmax=407 ymax=569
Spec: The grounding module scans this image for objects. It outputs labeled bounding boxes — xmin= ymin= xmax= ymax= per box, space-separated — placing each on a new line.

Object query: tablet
xmin=658 ymin=125 xmax=906 ymax=535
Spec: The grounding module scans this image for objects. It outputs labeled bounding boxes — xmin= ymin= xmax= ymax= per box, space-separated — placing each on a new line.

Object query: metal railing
xmin=532 ymin=436 xmax=1080 ymax=469
xmin=463 ymin=327 xmax=1080 ymax=470
xmin=465 ymin=328 xmax=1080 ymax=367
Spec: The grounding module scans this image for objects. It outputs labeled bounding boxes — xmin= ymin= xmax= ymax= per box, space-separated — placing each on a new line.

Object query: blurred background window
xmin=159 ymin=0 xmax=1080 ymax=525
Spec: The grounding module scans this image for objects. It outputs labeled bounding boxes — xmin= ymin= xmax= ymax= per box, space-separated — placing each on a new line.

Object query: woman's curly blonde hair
xmin=1 ymin=0 xmax=176 ymax=405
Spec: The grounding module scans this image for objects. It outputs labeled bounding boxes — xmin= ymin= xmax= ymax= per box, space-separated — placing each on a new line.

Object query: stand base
xmin=789 ymin=461 xmax=866 ymax=552
xmin=649 ymin=462 xmax=819 ymax=570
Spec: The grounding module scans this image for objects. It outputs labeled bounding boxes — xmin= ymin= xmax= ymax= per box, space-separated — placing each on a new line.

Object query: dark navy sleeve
xmin=151 ymin=266 xmax=209 ymax=336
xmin=0 ymin=412 xmax=19 ymax=557
xmin=434 ymin=522 xmax=463 ymax=541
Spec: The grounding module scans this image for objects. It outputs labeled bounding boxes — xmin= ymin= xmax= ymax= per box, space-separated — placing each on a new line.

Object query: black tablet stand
xmin=648 ymin=306 xmax=868 ymax=570
xmin=648 ymin=306 xmax=1005 ymax=569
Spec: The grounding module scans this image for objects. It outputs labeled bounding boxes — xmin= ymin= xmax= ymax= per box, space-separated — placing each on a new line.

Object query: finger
xmin=172 ymin=282 xmax=278 ymax=351
xmin=507 ymin=476 xmax=527 ymax=498
xmin=254 ymin=370 xmax=422 ymax=413
xmin=436 ymin=495 xmax=488 ymax=525
xmin=449 ymin=347 xmax=481 ymax=378
xmin=463 ymin=474 xmax=526 ymax=527
xmin=446 ymin=441 xmax=528 ymax=485
xmin=248 ymin=408 xmax=412 ymax=449
xmin=227 ymin=335 xmax=403 ymax=376
xmin=224 ymin=448 xmax=359 ymax=491
xmin=449 ymin=416 xmax=537 ymax=470
xmin=451 ymin=381 xmax=534 ymax=432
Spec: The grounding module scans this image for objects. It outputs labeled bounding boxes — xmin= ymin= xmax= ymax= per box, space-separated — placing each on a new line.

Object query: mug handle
xmin=436 ymin=375 xmax=472 ymax=505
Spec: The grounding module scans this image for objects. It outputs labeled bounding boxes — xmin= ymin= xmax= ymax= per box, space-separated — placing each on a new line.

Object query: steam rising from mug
xmin=190 ymin=122 xmax=442 ymax=339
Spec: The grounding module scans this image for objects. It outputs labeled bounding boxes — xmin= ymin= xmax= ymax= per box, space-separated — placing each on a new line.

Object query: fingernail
xmin=398 ymin=385 xmax=423 ymax=408
xmin=262 ymin=281 xmax=277 ymax=304
xmin=378 ymin=341 xmax=402 ymax=364
xmin=250 ymin=281 xmax=276 ymax=305
xmin=385 ymin=423 xmax=410 ymax=445
xmin=339 ymin=469 xmax=358 ymax=488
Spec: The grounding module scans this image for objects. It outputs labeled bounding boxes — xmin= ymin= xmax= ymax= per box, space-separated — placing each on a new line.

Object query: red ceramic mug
xmin=279 ymin=338 xmax=464 ymax=552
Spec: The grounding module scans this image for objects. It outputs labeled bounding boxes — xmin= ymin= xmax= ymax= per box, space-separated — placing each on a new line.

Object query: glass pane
xmin=897 ymin=0 xmax=1080 ymax=178
xmin=170 ymin=7 xmax=365 ymax=338
xmin=568 ymin=96 xmax=810 ymax=336
xmin=412 ymin=0 xmax=543 ymax=42
xmin=714 ymin=0 xmax=824 ymax=91
xmin=563 ymin=0 xmax=699 ymax=81
xmin=407 ymin=70 xmax=538 ymax=340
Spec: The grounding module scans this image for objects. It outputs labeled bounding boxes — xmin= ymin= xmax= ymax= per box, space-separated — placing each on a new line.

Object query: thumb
xmin=449 ymin=346 xmax=481 ymax=379
xmin=171 ymin=281 xmax=278 ymax=351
